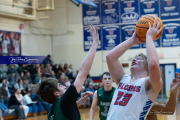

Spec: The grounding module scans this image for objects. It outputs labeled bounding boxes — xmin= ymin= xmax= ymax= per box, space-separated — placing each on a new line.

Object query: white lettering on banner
xmin=165 ymin=34 xmax=177 ymax=38
xmin=143 ymin=1 xmax=155 ymax=4
xmin=124 ymin=7 xmax=135 ymax=12
xmin=106 ymin=35 xmax=117 ymax=39
xmin=121 ymin=12 xmax=138 ymax=22
xmin=86 ymin=11 xmax=97 ymax=15
xmin=144 ymin=8 xmax=155 ymax=13
xmin=124 ymin=1 xmax=134 ymax=3
xmin=164 ymin=6 xmax=176 ymax=11
xmin=105 ymin=9 xmax=116 ymax=13
xmin=104 ymin=2 xmax=115 ymax=5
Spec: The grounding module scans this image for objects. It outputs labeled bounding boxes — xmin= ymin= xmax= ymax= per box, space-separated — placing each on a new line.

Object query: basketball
xmin=136 ymin=14 xmax=163 ymax=42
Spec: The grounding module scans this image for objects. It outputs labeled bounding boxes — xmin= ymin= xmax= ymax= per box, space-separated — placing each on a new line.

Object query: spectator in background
xmin=36 ymin=64 xmax=40 ymax=73
xmin=50 ymin=61 xmax=53 ymax=67
xmin=58 ymin=75 xmax=65 ymax=86
xmin=25 ymin=72 xmax=31 ymax=84
xmin=56 ymin=70 xmax=62 ymax=79
xmin=44 ymin=64 xmax=52 ymax=77
xmin=4 ymin=78 xmax=11 ymax=98
xmin=68 ymin=64 xmax=73 ymax=73
xmin=0 ymin=84 xmax=8 ymax=103
xmin=31 ymin=95 xmax=51 ymax=115
xmin=14 ymin=89 xmax=29 ymax=117
xmin=14 ymin=79 xmax=24 ymax=91
xmin=52 ymin=64 xmax=58 ymax=75
xmin=22 ymin=77 xmax=31 ymax=94
xmin=29 ymin=64 xmax=38 ymax=84
xmin=23 ymin=90 xmax=37 ymax=116
xmin=17 ymin=64 xmax=26 ymax=75
xmin=40 ymin=64 xmax=45 ymax=77
xmin=43 ymin=54 xmax=52 ymax=66
xmin=57 ymin=64 xmax=63 ymax=73
xmin=0 ymin=103 xmax=15 ymax=119
xmin=99 ymin=83 xmax=103 ymax=88
xmin=34 ymin=72 xmax=41 ymax=84
xmin=50 ymin=71 xmax=56 ymax=78
xmin=63 ymin=63 xmax=68 ymax=74
xmin=64 ymin=76 xmax=71 ymax=88
xmin=84 ymin=81 xmax=89 ymax=89
xmin=72 ymin=70 xmax=79 ymax=83
xmin=78 ymin=86 xmax=90 ymax=108
xmin=0 ymin=65 xmax=7 ymax=78
xmin=86 ymin=83 xmax=95 ymax=105
xmin=7 ymin=64 xmax=17 ymax=84
xmin=8 ymin=89 xmax=27 ymax=119
xmin=93 ymin=84 xmax=99 ymax=91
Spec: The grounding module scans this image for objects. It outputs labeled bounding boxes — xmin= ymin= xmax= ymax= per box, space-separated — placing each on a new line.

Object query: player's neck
xmin=104 ymin=85 xmax=112 ymax=91
xmin=131 ymin=71 xmax=148 ymax=81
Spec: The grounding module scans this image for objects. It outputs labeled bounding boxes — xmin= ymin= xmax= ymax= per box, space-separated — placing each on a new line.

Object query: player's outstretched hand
xmin=76 ymin=91 xmax=93 ymax=107
xmin=146 ymin=21 xmax=163 ymax=40
xmin=89 ymin=25 xmax=99 ymax=44
xmin=170 ymin=72 xmax=180 ymax=93
xmin=132 ymin=31 xmax=145 ymax=44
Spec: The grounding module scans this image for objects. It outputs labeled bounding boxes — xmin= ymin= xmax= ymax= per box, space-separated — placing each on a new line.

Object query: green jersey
xmin=48 ymin=98 xmax=69 ymax=120
xmin=97 ymin=87 xmax=115 ymax=120
xmin=47 ymin=84 xmax=80 ymax=120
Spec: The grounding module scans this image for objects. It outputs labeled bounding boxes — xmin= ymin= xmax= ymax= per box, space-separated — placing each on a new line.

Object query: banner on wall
xmin=101 ymin=0 xmax=119 ymax=24
xmin=120 ymin=0 xmax=139 ymax=23
xmin=140 ymin=0 xmax=159 ymax=17
xmin=121 ymin=25 xmax=140 ymax=49
xmin=160 ymin=0 xmax=180 ymax=20
xmin=162 ymin=21 xmax=180 ymax=47
xmin=83 ymin=26 xmax=102 ymax=51
xmin=82 ymin=0 xmax=101 ymax=26
xmin=102 ymin=25 xmax=120 ymax=50
xmin=0 ymin=31 xmax=21 ymax=56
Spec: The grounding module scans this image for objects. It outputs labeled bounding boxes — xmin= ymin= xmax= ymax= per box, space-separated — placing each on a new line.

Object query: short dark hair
xmin=101 ymin=72 xmax=111 ymax=80
xmin=34 ymin=78 xmax=58 ymax=104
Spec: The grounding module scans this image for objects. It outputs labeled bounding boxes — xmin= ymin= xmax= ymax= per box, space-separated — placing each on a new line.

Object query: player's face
xmin=102 ymin=74 xmax=113 ymax=87
xmin=57 ymin=83 xmax=66 ymax=96
xmin=130 ymin=56 xmax=147 ymax=71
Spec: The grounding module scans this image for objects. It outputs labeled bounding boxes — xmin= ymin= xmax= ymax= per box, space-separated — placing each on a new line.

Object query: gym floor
xmin=25 ymin=103 xmax=180 ymax=120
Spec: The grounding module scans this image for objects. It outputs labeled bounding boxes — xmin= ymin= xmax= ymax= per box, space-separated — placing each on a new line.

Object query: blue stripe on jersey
xmin=139 ymin=99 xmax=153 ymax=120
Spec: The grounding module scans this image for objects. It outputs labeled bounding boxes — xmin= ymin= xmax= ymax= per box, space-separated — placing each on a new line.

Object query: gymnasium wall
xmin=52 ymin=0 xmax=180 ymax=78
xmin=0 ymin=0 xmax=52 ymax=56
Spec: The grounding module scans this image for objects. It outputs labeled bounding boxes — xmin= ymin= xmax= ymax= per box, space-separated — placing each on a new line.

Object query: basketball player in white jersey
xmin=0 ymin=33 xmax=10 ymax=56
xmin=13 ymin=34 xmax=20 ymax=56
xmin=106 ymin=21 xmax=163 ymax=120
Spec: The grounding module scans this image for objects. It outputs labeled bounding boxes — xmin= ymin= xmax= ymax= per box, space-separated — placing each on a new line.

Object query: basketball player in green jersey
xmin=146 ymin=72 xmax=180 ymax=120
xmin=35 ymin=25 xmax=99 ymax=120
xmin=90 ymin=72 xmax=115 ymax=120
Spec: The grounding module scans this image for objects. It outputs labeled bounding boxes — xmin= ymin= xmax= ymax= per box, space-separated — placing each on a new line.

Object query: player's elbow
xmin=148 ymin=61 xmax=159 ymax=69
xmin=106 ymin=52 xmax=115 ymax=62
xmin=79 ymin=66 xmax=89 ymax=75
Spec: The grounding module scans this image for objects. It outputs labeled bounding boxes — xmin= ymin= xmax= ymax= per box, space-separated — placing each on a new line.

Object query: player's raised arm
xmin=148 ymin=73 xmax=180 ymax=117
xmin=106 ymin=32 xmax=144 ymax=84
xmin=90 ymin=91 xmax=98 ymax=120
xmin=74 ymin=25 xmax=99 ymax=93
xmin=146 ymin=21 xmax=163 ymax=94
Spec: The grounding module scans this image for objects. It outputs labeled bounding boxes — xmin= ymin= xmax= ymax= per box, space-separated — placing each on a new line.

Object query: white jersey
xmin=107 ymin=74 xmax=153 ymax=120
xmin=14 ymin=39 xmax=20 ymax=54
xmin=2 ymin=40 xmax=10 ymax=54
